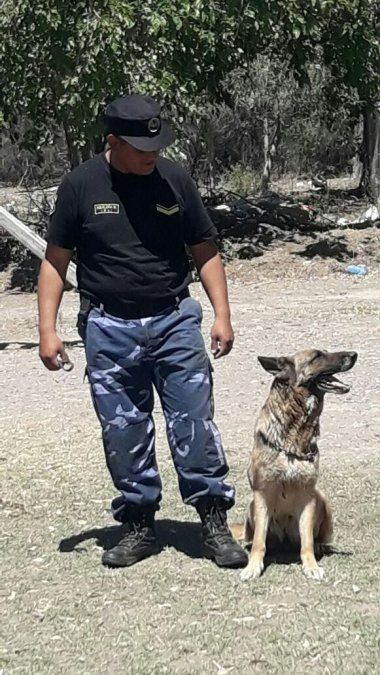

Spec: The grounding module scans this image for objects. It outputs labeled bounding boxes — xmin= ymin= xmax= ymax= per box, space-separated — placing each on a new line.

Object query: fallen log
xmin=208 ymin=191 xmax=379 ymax=235
xmin=0 ymin=206 xmax=77 ymax=288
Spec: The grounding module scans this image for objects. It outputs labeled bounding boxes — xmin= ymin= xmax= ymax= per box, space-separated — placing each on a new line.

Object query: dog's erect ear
xmin=257 ymin=356 xmax=296 ymax=382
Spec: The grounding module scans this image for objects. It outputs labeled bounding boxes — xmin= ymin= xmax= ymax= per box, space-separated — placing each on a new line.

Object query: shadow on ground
xmin=59 ymin=519 xmax=353 ymax=569
xmin=263 ymin=544 xmax=353 ymax=570
xmin=59 ymin=519 xmax=206 ymax=559
xmin=0 ymin=339 xmax=83 ymax=351
xmin=292 ymin=236 xmax=353 ymax=261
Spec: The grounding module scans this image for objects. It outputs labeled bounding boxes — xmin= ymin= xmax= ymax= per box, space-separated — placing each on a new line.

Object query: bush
xmin=0 ymin=55 xmax=359 ymax=190
xmin=225 ymin=165 xmax=262 ymax=197
xmin=178 ymin=55 xmax=359 ymax=190
xmin=0 ymin=118 xmax=69 ymax=185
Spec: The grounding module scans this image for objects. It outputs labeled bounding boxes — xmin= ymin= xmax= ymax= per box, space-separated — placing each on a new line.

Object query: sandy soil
xmin=0 ymin=225 xmax=379 ymax=673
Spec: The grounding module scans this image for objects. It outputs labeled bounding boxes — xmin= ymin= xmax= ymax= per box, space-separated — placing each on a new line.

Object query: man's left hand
xmin=210 ymin=317 xmax=234 ymax=359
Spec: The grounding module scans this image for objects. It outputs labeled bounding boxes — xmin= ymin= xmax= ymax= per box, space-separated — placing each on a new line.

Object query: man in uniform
xmin=38 ymin=94 xmax=247 ymax=569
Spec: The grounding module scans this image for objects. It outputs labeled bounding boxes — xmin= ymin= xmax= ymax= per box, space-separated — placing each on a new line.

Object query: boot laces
xmin=205 ymin=505 xmax=232 ymax=544
xmin=119 ymin=512 xmax=153 ymax=547
xmin=127 ymin=520 xmax=145 ymax=541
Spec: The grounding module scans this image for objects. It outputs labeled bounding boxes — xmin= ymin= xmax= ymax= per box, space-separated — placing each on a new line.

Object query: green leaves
xmin=0 ymin=0 xmax=378 ymax=164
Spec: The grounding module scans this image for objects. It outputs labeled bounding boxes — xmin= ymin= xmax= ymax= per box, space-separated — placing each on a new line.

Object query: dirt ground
xmin=0 ymin=226 xmax=379 ymax=674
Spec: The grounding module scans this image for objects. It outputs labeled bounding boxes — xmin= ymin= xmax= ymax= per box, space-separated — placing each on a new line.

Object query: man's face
xmin=107 ymin=135 xmax=158 ymax=175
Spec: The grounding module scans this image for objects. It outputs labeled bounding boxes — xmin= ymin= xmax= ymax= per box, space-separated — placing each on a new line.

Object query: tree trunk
xmin=94 ymin=135 xmax=105 ymax=154
xmin=261 ymin=114 xmax=281 ymax=193
xmin=206 ymin=124 xmax=216 ymax=195
xmin=78 ymin=136 xmax=105 ymax=162
xmin=62 ymin=121 xmax=81 ymax=169
xmin=360 ymin=106 xmax=380 ymax=205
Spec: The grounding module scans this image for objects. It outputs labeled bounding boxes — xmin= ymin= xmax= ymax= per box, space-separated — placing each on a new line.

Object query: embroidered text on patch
xmin=156 ymin=204 xmax=180 ymax=216
xmin=94 ymin=203 xmax=120 ymax=215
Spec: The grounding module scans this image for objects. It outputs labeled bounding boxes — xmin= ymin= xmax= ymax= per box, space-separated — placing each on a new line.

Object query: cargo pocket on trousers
xmin=179 ymin=296 xmax=203 ymax=324
xmin=208 ymin=360 xmax=215 ymax=418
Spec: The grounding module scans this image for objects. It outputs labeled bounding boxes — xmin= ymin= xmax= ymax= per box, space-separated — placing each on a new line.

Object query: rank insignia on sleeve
xmin=156 ymin=204 xmax=180 ymax=216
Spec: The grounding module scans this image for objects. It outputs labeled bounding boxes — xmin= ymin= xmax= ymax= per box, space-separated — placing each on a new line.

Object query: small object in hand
xmin=57 ymin=354 xmax=74 ymax=371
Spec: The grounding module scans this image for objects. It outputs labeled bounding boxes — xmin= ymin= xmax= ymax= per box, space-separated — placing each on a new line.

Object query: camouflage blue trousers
xmin=84 ymin=296 xmax=235 ymax=521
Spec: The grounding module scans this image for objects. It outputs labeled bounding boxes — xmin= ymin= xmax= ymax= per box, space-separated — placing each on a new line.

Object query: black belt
xmin=88 ymin=288 xmax=190 ymax=320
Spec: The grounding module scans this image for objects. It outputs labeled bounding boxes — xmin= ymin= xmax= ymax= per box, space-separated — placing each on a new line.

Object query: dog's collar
xmin=259 ymin=432 xmax=318 ymax=462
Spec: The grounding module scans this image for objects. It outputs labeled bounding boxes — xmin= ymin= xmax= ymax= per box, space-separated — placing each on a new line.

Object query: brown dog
xmin=235 ymin=349 xmax=357 ymax=582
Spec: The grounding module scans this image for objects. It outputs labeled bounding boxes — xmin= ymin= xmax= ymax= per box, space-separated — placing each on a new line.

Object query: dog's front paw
xmin=240 ymin=561 xmax=264 ymax=582
xmin=302 ymin=564 xmax=325 ymax=581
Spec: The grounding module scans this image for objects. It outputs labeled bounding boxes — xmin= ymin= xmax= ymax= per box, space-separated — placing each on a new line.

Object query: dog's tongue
xmin=318 ymin=374 xmax=350 ymax=394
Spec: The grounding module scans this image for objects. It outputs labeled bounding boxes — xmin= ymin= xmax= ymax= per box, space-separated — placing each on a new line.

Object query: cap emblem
xmin=148 ymin=117 xmax=160 ymax=134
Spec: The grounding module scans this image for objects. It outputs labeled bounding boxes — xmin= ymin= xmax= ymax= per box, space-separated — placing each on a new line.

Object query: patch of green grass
xmin=226 ymin=164 xmax=262 ymax=197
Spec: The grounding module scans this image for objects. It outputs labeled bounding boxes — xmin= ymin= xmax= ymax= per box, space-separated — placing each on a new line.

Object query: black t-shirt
xmin=47 ymin=153 xmax=217 ymax=309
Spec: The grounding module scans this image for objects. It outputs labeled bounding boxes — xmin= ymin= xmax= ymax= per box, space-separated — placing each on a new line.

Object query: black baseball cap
xmin=104 ymin=94 xmax=176 ymax=151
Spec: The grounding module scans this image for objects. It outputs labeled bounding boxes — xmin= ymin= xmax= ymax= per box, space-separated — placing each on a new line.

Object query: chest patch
xmin=94 ymin=203 xmax=120 ymax=215
xmin=306 ymin=395 xmax=318 ymax=414
xmin=156 ymin=203 xmax=180 ymax=216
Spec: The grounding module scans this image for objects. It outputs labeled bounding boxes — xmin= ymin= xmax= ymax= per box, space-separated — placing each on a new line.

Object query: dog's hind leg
xmin=314 ymin=489 xmax=333 ymax=557
xmin=244 ymin=516 xmax=255 ymax=544
xmin=230 ymin=501 xmax=255 ymax=543
xmin=315 ymin=489 xmax=333 ymax=544
xmin=299 ymin=497 xmax=325 ymax=581
xmin=240 ymin=492 xmax=270 ymax=582
xmin=243 ymin=500 xmax=254 ymax=543
xmin=230 ymin=523 xmax=245 ymax=541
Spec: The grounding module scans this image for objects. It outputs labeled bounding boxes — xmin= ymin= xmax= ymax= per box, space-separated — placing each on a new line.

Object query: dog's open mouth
xmin=316 ymin=374 xmax=350 ymax=394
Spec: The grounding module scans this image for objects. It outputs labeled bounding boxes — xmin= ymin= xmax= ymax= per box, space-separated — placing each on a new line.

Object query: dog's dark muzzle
xmin=315 ymin=352 xmax=357 ymax=394
xmin=339 ymin=351 xmax=358 ymax=372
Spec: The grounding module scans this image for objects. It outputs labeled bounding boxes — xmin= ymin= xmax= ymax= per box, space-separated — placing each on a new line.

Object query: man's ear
xmin=257 ymin=356 xmax=296 ymax=382
xmin=106 ymin=133 xmax=118 ymax=148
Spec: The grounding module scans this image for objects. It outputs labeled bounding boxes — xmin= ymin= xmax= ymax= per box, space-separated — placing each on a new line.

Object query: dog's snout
xmin=342 ymin=351 xmax=358 ymax=370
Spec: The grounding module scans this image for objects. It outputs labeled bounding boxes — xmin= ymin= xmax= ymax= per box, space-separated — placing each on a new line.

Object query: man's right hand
xmin=39 ymin=331 xmax=69 ymax=371
xmin=37 ymin=245 xmax=74 ymax=371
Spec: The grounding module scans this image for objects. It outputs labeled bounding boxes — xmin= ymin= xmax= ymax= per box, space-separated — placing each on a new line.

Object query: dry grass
xmin=1 ymin=237 xmax=379 ymax=674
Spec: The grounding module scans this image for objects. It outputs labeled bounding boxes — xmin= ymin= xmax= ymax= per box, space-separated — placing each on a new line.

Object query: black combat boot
xmin=102 ymin=504 xmax=160 ymax=567
xmin=196 ymin=497 xmax=248 ymax=568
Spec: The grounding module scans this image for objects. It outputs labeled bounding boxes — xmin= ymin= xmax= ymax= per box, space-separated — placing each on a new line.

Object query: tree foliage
xmin=0 ymin=1 xmax=258 ymax=158
xmin=181 ymin=57 xmax=358 ymax=191
xmin=0 ymin=1 xmax=378 ymax=168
